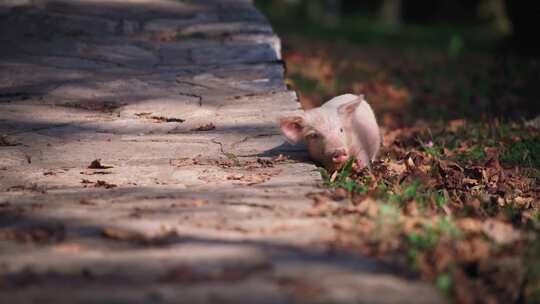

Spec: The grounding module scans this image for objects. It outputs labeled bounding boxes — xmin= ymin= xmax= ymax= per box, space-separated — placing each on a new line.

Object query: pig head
xmin=280 ymin=94 xmax=381 ymax=172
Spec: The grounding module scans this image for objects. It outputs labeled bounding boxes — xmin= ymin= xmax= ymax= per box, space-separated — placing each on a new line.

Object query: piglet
xmin=280 ymin=93 xmax=381 ymax=172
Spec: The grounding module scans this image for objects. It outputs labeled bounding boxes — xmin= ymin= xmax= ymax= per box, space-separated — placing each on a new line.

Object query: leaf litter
xmin=135 ymin=112 xmax=185 ymax=123
xmin=88 ymin=159 xmax=113 ymax=169
xmin=310 ymin=122 xmax=539 ymax=303
xmin=231 ymin=8 xmax=539 ymax=301
xmin=81 ymin=179 xmax=117 ymax=189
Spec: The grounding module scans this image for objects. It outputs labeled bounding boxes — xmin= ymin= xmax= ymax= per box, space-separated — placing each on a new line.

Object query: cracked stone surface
xmin=0 ymin=1 xmax=443 ymax=303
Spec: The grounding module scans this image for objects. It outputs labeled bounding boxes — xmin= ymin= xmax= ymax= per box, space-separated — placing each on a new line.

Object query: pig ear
xmin=280 ymin=115 xmax=305 ymax=144
xmin=338 ymin=94 xmax=365 ymax=116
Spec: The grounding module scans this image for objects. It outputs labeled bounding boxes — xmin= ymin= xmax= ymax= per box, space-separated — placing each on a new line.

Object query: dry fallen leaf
xmin=273 ymin=154 xmax=289 ymax=162
xmin=406 ymin=157 xmax=415 ymax=169
xmin=226 ymin=174 xmax=244 ymax=181
xmin=95 ymin=180 xmax=117 ymax=189
xmin=387 ymin=162 xmax=407 ymax=175
xmin=257 ymin=158 xmax=274 ymax=168
xmin=448 ymin=119 xmax=465 ymax=132
xmin=101 ymin=227 xmax=143 ymax=241
xmin=192 ymin=199 xmax=208 ymax=207
xmin=246 ymin=174 xmax=271 ymax=185
xmin=462 ymin=178 xmax=478 ymax=186
xmin=53 ymin=243 xmax=89 ymax=253
xmin=88 ymin=159 xmax=113 ymax=169
xmin=0 ymin=135 xmax=19 ymax=146
xmin=0 ymin=224 xmax=65 ymax=243
xmin=282 ymin=40 xmax=539 ymax=304
xmin=80 ymin=170 xmax=112 ymax=175
xmin=135 ymin=112 xmax=185 ymax=123
xmin=329 ymin=171 xmax=338 ymax=182
xmin=79 ymin=198 xmax=97 ymax=206
xmin=191 ymin=123 xmax=216 ymax=131
xmin=482 ymin=219 xmax=521 ymax=245
xmin=457 ymin=218 xmax=483 ymax=233
xmin=456 ymin=237 xmax=490 ymax=262
xmin=513 ymin=196 xmax=534 ymax=208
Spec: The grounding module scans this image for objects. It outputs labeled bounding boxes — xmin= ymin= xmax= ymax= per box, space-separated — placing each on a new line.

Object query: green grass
xmin=375 ymin=203 xmax=401 ymax=230
xmin=435 ymin=191 xmax=449 ymax=208
xmin=389 ymin=181 xmax=421 ymax=205
xmin=436 ymin=273 xmax=453 ymax=295
xmin=319 ymin=158 xmax=368 ymax=193
xmin=502 ymin=139 xmax=540 ymax=167
xmin=435 ymin=122 xmax=540 ymax=167
xmin=387 ymin=181 xmax=448 ymax=212
xmin=321 ymin=160 xmax=450 ymax=212
xmin=255 ymin=1 xmax=503 ymax=53
xmin=407 ymin=218 xmax=461 ymax=263
xmin=310 ymin=120 xmax=537 ymax=301
xmin=175 ymin=32 xmax=208 ymax=40
xmin=289 ymin=73 xmax=326 ymax=96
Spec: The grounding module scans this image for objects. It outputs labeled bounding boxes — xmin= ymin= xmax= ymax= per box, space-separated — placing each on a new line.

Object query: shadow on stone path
xmin=0 ymin=1 xmax=443 ymax=303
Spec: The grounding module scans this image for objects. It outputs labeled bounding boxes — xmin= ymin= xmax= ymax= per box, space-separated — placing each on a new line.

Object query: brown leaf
xmin=79 ymin=198 xmax=97 ymax=206
xmin=0 ymin=135 xmax=20 ymax=146
xmin=432 ymin=242 xmax=456 ymax=272
xmin=226 ymin=174 xmax=244 ymax=181
xmin=80 ymin=170 xmax=112 ymax=175
xmin=305 ymin=193 xmax=331 ymax=216
xmin=273 ymin=154 xmax=289 ymax=162
xmin=482 ymin=219 xmax=520 ymax=245
xmin=387 ymin=162 xmax=406 ymax=175
xmin=192 ymin=199 xmax=208 ymax=207
xmin=95 ymin=180 xmax=117 ymax=189
xmin=462 ymin=177 xmax=479 ymax=186
xmin=456 ymin=237 xmax=490 ymax=262
xmin=135 ymin=112 xmax=185 ymax=123
xmin=88 ymin=159 xmax=113 ymax=169
xmin=484 ymin=147 xmax=501 ymax=170
xmin=53 ymin=243 xmax=89 ymax=253
xmin=405 ymin=155 xmax=418 ymax=170
xmin=6 ymin=184 xmax=47 ymax=193
xmin=246 ymin=174 xmax=271 ymax=185
xmin=448 ymin=119 xmax=465 ymax=132
xmin=513 ymin=196 xmax=534 ymax=208
xmin=101 ymin=227 xmax=143 ymax=241
xmin=191 ymin=123 xmax=216 ymax=131
xmin=332 ymin=188 xmax=349 ymax=200
xmin=257 ymin=158 xmax=274 ymax=168
xmin=438 ymin=160 xmax=465 ymax=189
xmin=404 ymin=200 xmax=420 ymax=216
xmin=457 ymin=218 xmax=483 ymax=234
xmin=0 ymin=224 xmax=65 ymax=244
xmin=363 ymin=198 xmax=381 ymax=218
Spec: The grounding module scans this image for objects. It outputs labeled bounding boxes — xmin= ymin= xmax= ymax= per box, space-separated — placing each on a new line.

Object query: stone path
xmin=0 ymin=1 xmax=443 ymax=303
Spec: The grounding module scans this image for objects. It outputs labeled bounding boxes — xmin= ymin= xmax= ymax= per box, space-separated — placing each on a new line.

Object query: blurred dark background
xmin=255 ymin=0 xmax=540 ymax=128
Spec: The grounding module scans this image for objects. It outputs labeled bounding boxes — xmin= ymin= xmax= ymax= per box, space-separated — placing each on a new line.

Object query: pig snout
xmin=331 ymin=149 xmax=348 ymax=164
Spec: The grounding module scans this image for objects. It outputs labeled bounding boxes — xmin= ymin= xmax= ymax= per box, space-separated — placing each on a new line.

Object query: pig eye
xmin=340 ymin=128 xmax=344 ymax=133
